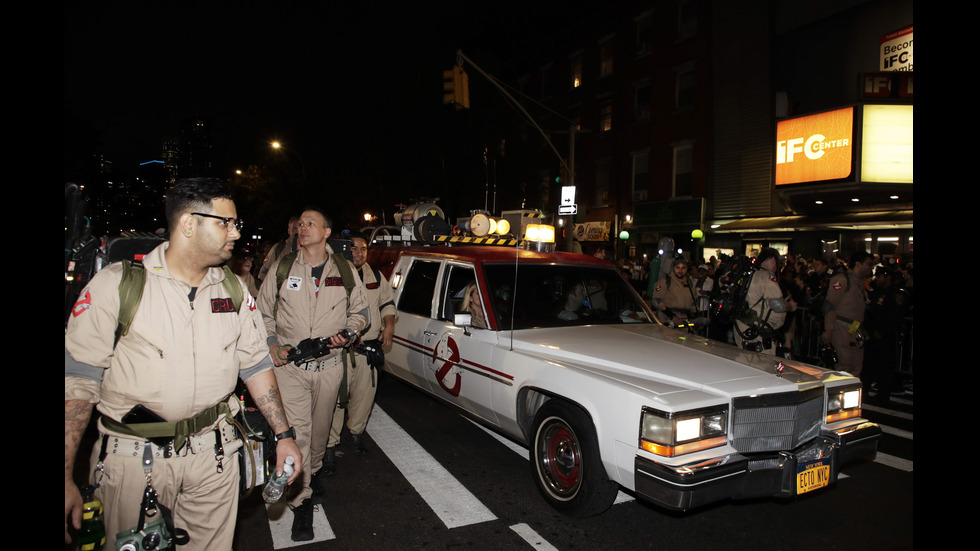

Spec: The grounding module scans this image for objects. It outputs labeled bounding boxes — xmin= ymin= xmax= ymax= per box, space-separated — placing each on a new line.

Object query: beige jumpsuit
xmin=824 ymin=271 xmax=868 ymax=376
xmin=65 ymin=243 xmax=271 ymax=551
xmin=257 ymin=246 xmax=369 ymax=507
xmin=328 ymin=266 xmax=397 ymax=447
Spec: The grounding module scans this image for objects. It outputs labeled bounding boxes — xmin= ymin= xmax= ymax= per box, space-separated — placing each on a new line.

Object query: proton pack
xmin=710 ymin=254 xmax=756 ymax=325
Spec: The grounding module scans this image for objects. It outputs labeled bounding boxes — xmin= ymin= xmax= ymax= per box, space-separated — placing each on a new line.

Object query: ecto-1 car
xmin=367 ymin=242 xmax=880 ymax=517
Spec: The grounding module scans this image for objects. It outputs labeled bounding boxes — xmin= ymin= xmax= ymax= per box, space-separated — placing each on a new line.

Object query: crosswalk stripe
xmin=875 ymin=452 xmax=913 ymax=472
xmin=369 ymin=404 xmax=497 ymax=528
xmin=510 ymin=523 xmax=560 ymax=550
xmin=881 ymin=424 xmax=913 ymax=440
xmin=863 ymin=403 xmax=913 ymax=421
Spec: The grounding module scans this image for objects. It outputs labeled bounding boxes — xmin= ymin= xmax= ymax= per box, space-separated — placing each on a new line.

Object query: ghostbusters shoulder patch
xmin=72 ymin=290 xmax=92 ymax=317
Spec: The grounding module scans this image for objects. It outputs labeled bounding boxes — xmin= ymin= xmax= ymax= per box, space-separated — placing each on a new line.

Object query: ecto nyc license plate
xmin=796 ymin=459 xmax=830 ymax=495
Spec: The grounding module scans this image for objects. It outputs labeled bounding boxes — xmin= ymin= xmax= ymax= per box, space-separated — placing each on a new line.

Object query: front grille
xmin=731 ymin=388 xmax=824 ymax=453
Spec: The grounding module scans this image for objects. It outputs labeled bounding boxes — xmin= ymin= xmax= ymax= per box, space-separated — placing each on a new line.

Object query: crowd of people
xmin=597 ymin=244 xmax=913 ymax=402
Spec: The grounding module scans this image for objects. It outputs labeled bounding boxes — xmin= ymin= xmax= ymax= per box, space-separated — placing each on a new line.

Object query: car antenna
xmin=509 ymin=236 xmax=519 ymax=351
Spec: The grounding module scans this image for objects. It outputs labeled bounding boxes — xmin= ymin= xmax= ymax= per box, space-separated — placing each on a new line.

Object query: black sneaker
xmin=351 ymin=432 xmax=369 ymax=455
xmin=291 ymin=499 xmax=314 ymax=542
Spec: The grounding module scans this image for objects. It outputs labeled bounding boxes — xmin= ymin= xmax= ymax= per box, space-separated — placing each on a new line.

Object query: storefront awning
xmin=710 ymin=209 xmax=913 ymax=233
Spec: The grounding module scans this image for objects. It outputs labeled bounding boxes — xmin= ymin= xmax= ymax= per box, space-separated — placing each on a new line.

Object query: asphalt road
xmin=228 ymin=374 xmax=914 ymax=551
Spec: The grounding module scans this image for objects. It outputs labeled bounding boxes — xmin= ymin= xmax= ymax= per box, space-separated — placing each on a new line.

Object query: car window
xmin=398 ymin=259 xmax=440 ymax=317
xmin=481 ymin=263 xmax=653 ymax=330
xmin=440 ymin=264 xmax=479 ymax=322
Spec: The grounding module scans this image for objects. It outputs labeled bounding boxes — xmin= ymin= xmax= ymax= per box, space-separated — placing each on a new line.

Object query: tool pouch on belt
xmin=356 ymin=339 xmax=385 ymax=370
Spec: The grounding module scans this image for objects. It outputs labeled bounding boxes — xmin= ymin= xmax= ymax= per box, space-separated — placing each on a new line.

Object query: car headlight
xmin=639 ymin=406 xmax=728 ymax=457
xmin=826 ymin=384 xmax=862 ymax=423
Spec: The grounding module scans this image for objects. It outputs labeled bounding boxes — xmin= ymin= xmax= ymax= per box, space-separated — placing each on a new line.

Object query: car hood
xmin=506 ymin=324 xmax=849 ymax=399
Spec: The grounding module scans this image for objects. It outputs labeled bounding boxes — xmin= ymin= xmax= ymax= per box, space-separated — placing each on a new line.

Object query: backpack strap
xmin=115 ymin=259 xmax=146 ymax=346
xmin=331 ymin=253 xmax=356 ymax=305
xmin=220 ymin=265 xmax=244 ymax=312
xmin=273 ymin=252 xmax=298 ymax=318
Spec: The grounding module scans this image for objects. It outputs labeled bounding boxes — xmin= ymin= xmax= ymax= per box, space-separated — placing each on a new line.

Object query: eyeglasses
xmin=192 ymin=212 xmax=243 ymax=232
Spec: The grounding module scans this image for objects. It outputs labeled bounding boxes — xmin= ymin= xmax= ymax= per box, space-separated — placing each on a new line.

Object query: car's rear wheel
xmin=530 ymin=400 xmax=618 ymax=517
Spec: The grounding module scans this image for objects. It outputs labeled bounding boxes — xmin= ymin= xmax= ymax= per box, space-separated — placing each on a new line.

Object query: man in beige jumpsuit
xmin=257 ymin=208 xmax=369 ymax=542
xmin=651 ymin=257 xmax=697 ymax=324
xmin=822 ymin=251 xmax=873 ymax=376
xmin=324 ymin=237 xmax=396 ymax=473
xmin=734 ymin=248 xmax=797 ymax=354
xmin=65 ymin=178 xmax=302 ymax=551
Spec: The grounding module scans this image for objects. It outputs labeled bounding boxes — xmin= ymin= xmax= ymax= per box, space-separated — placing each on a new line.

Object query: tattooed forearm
xmin=245 ymin=372 xmax=290 ymax=433
xmin=65 ymin=400 xmax=93 ymax=478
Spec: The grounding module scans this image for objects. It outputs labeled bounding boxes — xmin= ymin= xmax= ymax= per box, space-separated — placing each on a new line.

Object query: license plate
xmin=796 ymin=459 xmax=830 ymax=495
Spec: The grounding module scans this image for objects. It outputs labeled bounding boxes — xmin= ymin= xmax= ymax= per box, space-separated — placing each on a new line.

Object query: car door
xmin=387 ymin=256 xmax=441 ymax=393
xmin=422 ymin=262 xmax=500 ymax=424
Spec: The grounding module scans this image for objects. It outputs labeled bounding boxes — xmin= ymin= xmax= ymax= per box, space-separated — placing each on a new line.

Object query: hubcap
xmin=538 ymin=418 xmax=581 ymax=497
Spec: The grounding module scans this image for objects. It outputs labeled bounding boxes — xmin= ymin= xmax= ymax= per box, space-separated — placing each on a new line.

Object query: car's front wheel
xmin=530 ymin=400 xmax=618 ymax=517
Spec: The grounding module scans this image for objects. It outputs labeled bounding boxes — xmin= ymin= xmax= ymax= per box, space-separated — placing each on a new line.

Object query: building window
xmin=541 ymin=63 xmax=555 ymax=98
xmin=673 ymin=142 xmax=693 ymax=197
xmin=570 ymin=54 xmax=583 ymax=88
xmin=675 ymin=64 xmax=695 ymax=109
xmin=599 ymin=39 xmax=614 ymax=77
xmin=634 ymin=80 xmax=651 ymax=122
xmin=596 ymin=158 xmax=611 ymax=206
xmin=677 ymin=0 xmax=698 ymax=40
xmin=635 ymin=12 xmax=653 ymax=55
xmin=599 ymin=103 xmax=613 ymax=132
xmin=632 ymin=150 xmax=649 ymax=202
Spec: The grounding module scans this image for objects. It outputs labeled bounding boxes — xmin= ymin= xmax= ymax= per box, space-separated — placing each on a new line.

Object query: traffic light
xmin=442 ymin=66 xmax=469 ymax=109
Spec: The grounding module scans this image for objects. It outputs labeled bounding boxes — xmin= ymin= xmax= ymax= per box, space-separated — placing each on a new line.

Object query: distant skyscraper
xmin=179 ymin=114 xmax=214 ymax=178
xmin=160 ymin=138 xmax=180 ymax=184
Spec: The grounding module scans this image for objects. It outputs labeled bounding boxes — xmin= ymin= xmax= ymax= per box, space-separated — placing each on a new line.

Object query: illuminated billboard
xmin=862 ymin=105 xmax=913 ymax=183
xmin=776 ymin=107 xmax=854 ymax=186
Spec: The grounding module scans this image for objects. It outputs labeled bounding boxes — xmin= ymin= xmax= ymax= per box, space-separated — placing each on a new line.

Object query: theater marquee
xmin=775 ymin=107 xmax=854 ymax=186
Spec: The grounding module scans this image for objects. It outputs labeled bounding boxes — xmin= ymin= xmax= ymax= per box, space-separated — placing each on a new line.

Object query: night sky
xmin=66 ymin=2 xmax=598 ymax=228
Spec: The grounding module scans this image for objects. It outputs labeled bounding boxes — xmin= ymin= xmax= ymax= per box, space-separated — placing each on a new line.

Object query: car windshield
xmin=481 ymin=263 xmax=654 ymax=330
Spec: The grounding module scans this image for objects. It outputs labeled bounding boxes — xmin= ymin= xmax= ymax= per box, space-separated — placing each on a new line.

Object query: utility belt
xmin=101 ymin=399 xmax=238 ymax=455
xmin=833 ymin=316 xmax=867 ymax=347
xmin=293 ymin=352 xmax=344 ymax=372
xmin=97 ymin=424 xmax=241 ymax=460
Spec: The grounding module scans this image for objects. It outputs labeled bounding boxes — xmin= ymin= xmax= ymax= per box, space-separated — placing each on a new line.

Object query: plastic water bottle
xmin=262 ymin=456 xmax=295 ymax=503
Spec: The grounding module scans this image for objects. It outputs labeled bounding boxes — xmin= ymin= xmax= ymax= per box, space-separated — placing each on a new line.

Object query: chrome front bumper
xmin=634 ymin=421 xmax=881 ymax=511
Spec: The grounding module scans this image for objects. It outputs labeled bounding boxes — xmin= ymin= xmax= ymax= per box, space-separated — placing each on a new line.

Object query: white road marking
xmin=881 ymin=424 xmax=913 ymax=440
xmin=863 ymin=403 xmax=913 ymax=421
xmin=874 ymin=452 xmax=913 ymax=472
xmin=467 ymin=418 xmax=635 ymax=504
xmin=266 ymin=501 xmax=335 ymax=549
xmin=510 ymin=523 xmax=560 ymax=551
xmin=369 ymin=405 xmax=497 ymax=528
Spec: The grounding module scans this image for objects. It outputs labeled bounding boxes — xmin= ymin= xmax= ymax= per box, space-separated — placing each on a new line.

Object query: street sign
xmin=558 ymin=204 xmax=577 ymax=216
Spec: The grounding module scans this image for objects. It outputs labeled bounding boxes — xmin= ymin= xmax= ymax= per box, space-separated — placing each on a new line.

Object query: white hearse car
xmin=367 ymin=243 xmax=880 ymax=517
